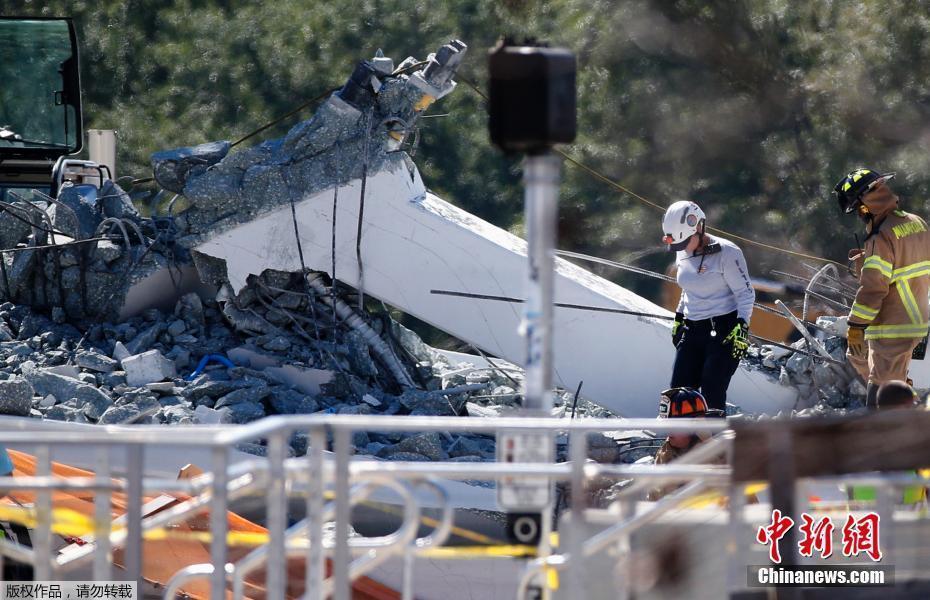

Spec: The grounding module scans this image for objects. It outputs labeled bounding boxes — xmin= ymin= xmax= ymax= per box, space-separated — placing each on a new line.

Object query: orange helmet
xmin=659 ymin=387 xmax=708 ymax=418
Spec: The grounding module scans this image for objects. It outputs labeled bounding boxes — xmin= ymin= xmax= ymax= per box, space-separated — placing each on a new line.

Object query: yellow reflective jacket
xmin=850 ymin=209 xmax=930 ymax=339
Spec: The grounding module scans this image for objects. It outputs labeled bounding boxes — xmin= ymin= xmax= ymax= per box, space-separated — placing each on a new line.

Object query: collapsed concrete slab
xmin=0 ymin=40 xmax=904 ymax=424
xmin=155 ymin=41 xmax=799 ymax=416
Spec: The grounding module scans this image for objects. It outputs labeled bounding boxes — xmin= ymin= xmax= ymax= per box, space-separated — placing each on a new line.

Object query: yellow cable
xmin=359 ymin=499 xmax=504 ymax=545
xmin=416 ymin=545 xmax=538 ymax=559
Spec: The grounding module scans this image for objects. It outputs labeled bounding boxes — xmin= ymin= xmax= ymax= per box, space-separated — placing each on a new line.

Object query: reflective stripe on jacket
xmin=849 ymin=210 xmax=930 ymax=340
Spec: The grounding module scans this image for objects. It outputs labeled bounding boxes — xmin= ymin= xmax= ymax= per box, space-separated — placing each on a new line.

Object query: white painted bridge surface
xmin=195 ymin=160 xmax=797 ymax=417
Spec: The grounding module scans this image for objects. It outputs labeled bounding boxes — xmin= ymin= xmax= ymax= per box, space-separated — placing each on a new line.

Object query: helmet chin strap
xmin=857 ymin=203 xmax=874 ymax=229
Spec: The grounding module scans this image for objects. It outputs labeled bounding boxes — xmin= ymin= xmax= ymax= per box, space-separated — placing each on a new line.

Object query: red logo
xmin=798 ymin=514 xmax=835 ymax=559
xmin=756 ymin=509 xmax=794 ymax=563
xmin=756 ymin=511 xmax=882 ymax=563
xmin=841 ymin=513 xmax=882 ymax=562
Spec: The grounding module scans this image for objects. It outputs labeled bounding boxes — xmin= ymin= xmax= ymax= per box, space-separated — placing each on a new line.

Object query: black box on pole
xmin=488 ymin=41 xmax=577 ymax=155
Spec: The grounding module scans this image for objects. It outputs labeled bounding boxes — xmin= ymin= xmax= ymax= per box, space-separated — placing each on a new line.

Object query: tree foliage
xmin=5 ymin=0 xmax=930 ymax=301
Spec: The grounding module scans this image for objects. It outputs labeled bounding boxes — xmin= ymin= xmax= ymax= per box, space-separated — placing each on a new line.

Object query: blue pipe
xmin=186 ymin=353 xmax=236 ymax=381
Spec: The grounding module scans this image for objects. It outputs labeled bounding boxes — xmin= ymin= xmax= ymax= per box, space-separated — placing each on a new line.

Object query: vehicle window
xmin=0 ymin=19 xmax=79 ymax=153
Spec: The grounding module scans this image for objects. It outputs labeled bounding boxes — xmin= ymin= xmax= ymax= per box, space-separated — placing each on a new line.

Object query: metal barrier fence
xmin=0 ymin=415 xmax=924 ymax=600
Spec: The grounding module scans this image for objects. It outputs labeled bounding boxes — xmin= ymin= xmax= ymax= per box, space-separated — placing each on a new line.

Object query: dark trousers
xmin=671 ymin=311 xmax=740 ymax=413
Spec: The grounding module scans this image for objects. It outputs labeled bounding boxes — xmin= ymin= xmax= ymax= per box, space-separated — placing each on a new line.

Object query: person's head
xmin=662 ymin=201 xmax=706 ymax=253
xmin=659 ymin=387 xmax=709 ymax=448
xmin=876 ymin=380 xmax=919 ymax=410
xmin=833 ymin=168 xmax=897 ymax=222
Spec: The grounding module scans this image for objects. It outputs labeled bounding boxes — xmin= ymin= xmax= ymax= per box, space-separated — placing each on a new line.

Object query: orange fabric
xmin=3 ymin=450 xmax=399 ymax=600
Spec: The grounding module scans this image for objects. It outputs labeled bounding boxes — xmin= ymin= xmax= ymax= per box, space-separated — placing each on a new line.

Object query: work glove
xmin=847 ymin=322 xmax=867 ymax=357
xmin=671 ymin=312 xmax=685 ymax=347
xmin=724 ymin=319 xmax=750 ymax=360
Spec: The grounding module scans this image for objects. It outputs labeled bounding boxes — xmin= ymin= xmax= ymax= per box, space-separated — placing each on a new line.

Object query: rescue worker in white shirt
xmin=662 ymin=201 xmax=753 ymax=415
xmin=833 ymin=168 xmax=930 ymax=409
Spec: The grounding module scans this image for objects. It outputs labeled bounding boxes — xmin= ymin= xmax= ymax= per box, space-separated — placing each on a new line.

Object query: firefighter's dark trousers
xmin=670 ymin=310 xmax=740 ymax=413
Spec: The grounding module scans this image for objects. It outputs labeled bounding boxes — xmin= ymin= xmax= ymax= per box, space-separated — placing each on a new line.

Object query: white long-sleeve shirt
xmin=675 ymin=235 xmax=754 ymax=323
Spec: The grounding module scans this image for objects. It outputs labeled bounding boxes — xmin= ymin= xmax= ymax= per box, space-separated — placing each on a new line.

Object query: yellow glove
xmin=672 ymin=312 xmax=685 ymax=347
xmin=847 ymin=323 xmax=867 ymax=357
xmin=723 ymin=319 xmax=750 ymax=360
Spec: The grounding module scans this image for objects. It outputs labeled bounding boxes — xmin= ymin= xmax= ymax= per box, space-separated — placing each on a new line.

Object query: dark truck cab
xmin=0 ymin=17 xmax=84 ymax=203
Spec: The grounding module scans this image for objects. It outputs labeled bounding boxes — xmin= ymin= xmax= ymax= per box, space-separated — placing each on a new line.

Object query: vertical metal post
xmin=267 ymin=433 xmax=288 ymax=600
xmin=768 ymin=428 xmax=800 ymax=600
xmin=209 ymin=446 xmax=229 ymax=600
xmin=125 ymin=444 xmax=144 ymax=586
xmin=795 ymin=480 xmax=812 ymax=566
xmin=402 ymin=548 xmax=415 ymax=600
xmin=306 ymin=427 xmax=326 ymax=600
xmin=522 ymin=153 xmax=561 ymax=415
xmin=34 ymin=445 xmax=52 ymax=582
xmin=522 ymin=153 xmax=560 ymax=599
xmin=877 ymin=482 xmax=895 ymax=564
xmin=567 ymin=431 xmax=588 ymax=595
xmin=727 ymin=481 xmax=746 ymax=594
xmin=332 ymin=428 xmax=352 ymax=600
xmin=93 ymin=447 xmax=112 ymax=581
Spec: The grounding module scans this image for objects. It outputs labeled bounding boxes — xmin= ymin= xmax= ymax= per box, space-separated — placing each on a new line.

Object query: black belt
xmin=684 ymin=310 xmax=738 ymax=330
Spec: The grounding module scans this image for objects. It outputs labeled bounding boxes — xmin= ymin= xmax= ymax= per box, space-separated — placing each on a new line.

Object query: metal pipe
xmin=306 ymin=426 xmax=326 ymax=600
xmin=584 ymin=480 xmax=708 ymax=557
xmin=803 ymin=263 xmax=841 ymax=322
xmin=610 ymin=433 xmax=732 ymax=500
xmin=125 ymin=445 xmax=144 ymax=586
xmin=517 ymin=554 xmax=570 ymax=600
xmin=231 ymin=476 xmax=420 ymax=598
xmin=209 ymin=447 xmax=229 ymax=600
xmin=211 ymin=414 xmax=728 ymax=445
xmin=34 ymin=445 xmax=52 ymax=581
xmin=164 ymin=563 xmax=224 ymax=600
xmin=267 ymin=433 xmax=288 ymax=600
xmin=402 ymin=548 xmax=414 ymax=600
xmin=306 ymin=273 xmax=415 ymax=387
xmin=409 ymin=480 xmax=454 ymax=551
xmin=332 ymin=428 xmax=352 ymax=600
xmin=522 ymin=153 xmax=560 ymax=414
xmin=567 ymin=430 xmax=588 ymax=596
xmin=93 ymin=447 xmax=111 ymax=581
xmin=345 ymin=460 xmax=729 ymax=481
xmin=0 ymin=537 xmax=37 ymax=565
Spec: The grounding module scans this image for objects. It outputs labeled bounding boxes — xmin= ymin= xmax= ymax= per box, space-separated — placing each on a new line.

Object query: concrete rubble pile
xmin=0 ymin=261 xmax=585 ymax=459
xmin=0 ymin=36 xmax=881 ymax=491
xmin=0 ymin=178 xmax=176 ymax=320
xmin=742 ymin=315 xmax=871 ymax=416
xmin=0 ymin=39 xmax=629 ymax=468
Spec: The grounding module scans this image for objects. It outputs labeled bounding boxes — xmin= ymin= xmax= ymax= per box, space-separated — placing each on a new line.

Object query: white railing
xmin=0 ymin=415 xmax=923 ymax=600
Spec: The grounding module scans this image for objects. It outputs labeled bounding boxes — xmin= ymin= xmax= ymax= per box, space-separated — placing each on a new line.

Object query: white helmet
xmin=662 ymin=201 xmax=706 ymax=251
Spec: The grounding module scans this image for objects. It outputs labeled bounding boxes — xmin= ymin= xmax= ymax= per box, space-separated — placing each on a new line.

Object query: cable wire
xmin=459 ymin=76 xmax=844 ymax=268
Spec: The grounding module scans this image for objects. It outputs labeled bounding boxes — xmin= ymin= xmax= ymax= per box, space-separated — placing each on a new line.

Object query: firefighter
xmin=662 ymin=201 xmax=753 ymax=414
xmin=833 ymin=168 xmax=930 ymax=409
xmin=647 ymin=387 xmax=721 ymax=501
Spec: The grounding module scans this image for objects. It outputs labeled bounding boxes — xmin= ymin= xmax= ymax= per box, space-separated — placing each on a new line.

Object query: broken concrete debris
xmin=740 ymin=315 xmax=871 ymax=414
xmin=0 ymin=267 xmax=543 ymax=460
xmin=0 ymin=37 xmax=883 ymax=490
xmin=154 ymin=40 xmax=467 ymax=251
xmin=0 ymin=261 xmax=872 ymax=469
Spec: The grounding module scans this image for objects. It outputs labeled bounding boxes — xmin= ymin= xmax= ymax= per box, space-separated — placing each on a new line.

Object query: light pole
xmin=489 ymin=38 xmax=577 ymax=579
